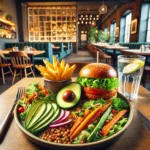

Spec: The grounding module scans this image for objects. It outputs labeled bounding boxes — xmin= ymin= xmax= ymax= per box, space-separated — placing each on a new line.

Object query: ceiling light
xmin=99 ymin=0 xmax=107 ymax=14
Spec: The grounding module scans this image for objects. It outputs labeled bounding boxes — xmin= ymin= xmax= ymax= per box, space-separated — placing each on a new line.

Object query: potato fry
xmin=60 ymin=59 xmax=65 ymax=70
xmin=61 ymin=64 xmax=70 ymax=80
xmin=43 ymin=59 xmax=54 ymax=70
xmin=35 ymin=56 xmax=77 ymax=81
xmin=43 ymin=72 xmax=55 ymax=80
xmin=53 ymin=55 xmax=57 ymax=66
xmin=61 ymin=64 xmax=76 ymax=80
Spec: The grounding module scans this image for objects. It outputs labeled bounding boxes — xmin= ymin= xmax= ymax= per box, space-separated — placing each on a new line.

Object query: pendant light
xmin=99 ymin=0 xmax=107 ymax=14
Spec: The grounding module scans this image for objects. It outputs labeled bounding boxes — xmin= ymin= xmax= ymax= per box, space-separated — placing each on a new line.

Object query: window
xmin=124 ymin=13 xmax=132 ymax=42
xmin=139 ymin=4 xmax=150 ymax=42
xmin=146 ymin=5 xmax=150 ymax=42
xmin=104 ymin=26 xmax=108 ymax=34
xmin=119 ymin=10 xmax=131 ymax=43
xmin=110 ymin=21 xmax=116 ymax=43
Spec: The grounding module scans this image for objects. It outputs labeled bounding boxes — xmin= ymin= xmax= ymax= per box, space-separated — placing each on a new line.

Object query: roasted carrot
xmin=70 ymin=105 xmax=102 ymax=139
xmin=70 ymin=117 xmax=84 ymax=135
xmin=89 ymin=102 xmax=112 ymax=124
xmin=83 ymin=108 xmax=91 ymax=118
xmin=102 ymin=109 xmax=128 ymax=136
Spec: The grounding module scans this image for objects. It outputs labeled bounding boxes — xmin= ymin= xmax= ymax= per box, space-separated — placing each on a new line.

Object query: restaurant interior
xmin=0 ymin=0 xmax=150 ymax=149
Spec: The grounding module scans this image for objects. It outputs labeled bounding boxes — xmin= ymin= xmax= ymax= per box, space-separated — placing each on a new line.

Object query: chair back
xmin=9 ymin=51 xmax=30 ymax=68
xmin=0 ymin=50 xmax=8 ymax=65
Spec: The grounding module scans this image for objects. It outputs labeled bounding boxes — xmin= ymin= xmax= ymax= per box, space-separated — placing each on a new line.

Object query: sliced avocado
xmin=25 ymin=100 xmax=45 ymax=128
xmin=30 ymin=103 xmax=60 ymax=133
xmin=56 ymin=83 xmax=81 ymax=109
xmin=26 ymin=103 xmax=47 ymax=129
xmin=27 ymin=102 xmax=52 ymax=130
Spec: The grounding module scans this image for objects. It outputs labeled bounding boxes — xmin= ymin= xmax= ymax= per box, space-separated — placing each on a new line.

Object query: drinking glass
xmin=117 ymin=55 xmax=145 ymax=100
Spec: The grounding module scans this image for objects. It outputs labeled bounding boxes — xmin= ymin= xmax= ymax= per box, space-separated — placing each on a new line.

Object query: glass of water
xmin=117 ymin=55 xmax=145 ymax=100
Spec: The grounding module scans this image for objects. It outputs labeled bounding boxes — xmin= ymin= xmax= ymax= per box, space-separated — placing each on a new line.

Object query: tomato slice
xmin=83 ymin=87 xmax=108 ymax=95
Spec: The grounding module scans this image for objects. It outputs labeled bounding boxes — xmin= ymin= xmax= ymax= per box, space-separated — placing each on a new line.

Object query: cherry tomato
xmin=112 ymin=109 xmax=117 ymax=115
xmin=18 ymin=107 xmax=25 ymax=113
xmin=42 ymin=89 xmax=50 ymax=96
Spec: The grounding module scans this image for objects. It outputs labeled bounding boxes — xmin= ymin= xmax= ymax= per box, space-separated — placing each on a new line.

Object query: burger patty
xmin=84 ymin=88 xmax=117 ymax=100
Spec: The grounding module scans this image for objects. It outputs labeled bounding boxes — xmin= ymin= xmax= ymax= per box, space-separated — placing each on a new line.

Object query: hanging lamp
xmin=99 ymin=0 xmax=107 ymax=14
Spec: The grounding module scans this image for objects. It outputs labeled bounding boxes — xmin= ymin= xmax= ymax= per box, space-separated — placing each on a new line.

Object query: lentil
xmin=40 ymin=126 xmax=72 ymax=144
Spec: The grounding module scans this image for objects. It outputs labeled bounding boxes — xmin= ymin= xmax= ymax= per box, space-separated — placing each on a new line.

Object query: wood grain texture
xmin=0 ymin=77 xmax=150 ymax=150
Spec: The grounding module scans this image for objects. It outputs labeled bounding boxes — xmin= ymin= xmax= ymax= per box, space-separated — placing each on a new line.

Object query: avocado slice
xmin=56 ymin=83 xmax=81 ymax=109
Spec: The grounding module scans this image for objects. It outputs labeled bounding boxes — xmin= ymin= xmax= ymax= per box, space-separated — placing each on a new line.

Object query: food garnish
xmin=122 ymin=59 xmax=144 ymax=74
xmin=35 ymin=55 xmax=76 ymax=81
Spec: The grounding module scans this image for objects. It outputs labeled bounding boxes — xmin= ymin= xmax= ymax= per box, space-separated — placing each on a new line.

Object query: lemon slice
xmin=133 ymin=59 xmax=144 ymax=67
xmin=123 ymin=61 xmax=144 ymax=74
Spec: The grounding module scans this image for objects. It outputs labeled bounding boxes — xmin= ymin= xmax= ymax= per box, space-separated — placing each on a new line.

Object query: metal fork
xmin=0 ymin=87 xmax=25 ymax=143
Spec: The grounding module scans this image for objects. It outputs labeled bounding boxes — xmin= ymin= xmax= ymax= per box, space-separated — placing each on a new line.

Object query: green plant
xmin=88 ymin=26 xmax=107 ymax=43
xmin=97 ymin=30 xmax=107 ymax=42
xmin=5 ymin=13 xmax=12 ymax=20
xmin=88 ymin=26 xmax=98 ymax=43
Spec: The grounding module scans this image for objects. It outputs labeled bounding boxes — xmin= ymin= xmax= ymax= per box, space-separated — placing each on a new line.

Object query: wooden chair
xmin=0 ymin=50 xmax=13 ymax=84
xmin=9 ymin=51 xmax=35 ymax=84
xmin=92 ymin=46 xmax=112 ymax=65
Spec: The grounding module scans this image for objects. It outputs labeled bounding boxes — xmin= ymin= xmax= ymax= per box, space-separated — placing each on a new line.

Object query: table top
xmin=119 ymin=49 xmax=150 ymax=56
xmin=52 ymin=46 xmax=60 ymax=50
xmin=92 ymin=43 xmax=129 ymax=50
xmin=2 ymin=50 xmax=45 ymax=56
xmin=0 ymin=77 xmax=150 ymax=150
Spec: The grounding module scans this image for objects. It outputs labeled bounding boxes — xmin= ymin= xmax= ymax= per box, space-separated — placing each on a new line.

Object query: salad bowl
xmin=14 ymin=92 xmax=133 ymax=150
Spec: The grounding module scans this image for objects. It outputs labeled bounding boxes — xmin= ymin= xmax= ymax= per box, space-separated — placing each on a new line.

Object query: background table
xmin=0 ymin=78 xmax=150 ymax=150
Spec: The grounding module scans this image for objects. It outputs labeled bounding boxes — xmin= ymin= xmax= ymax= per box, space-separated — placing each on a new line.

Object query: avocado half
xmin=56 ymin=83 xmax=81 ymax=109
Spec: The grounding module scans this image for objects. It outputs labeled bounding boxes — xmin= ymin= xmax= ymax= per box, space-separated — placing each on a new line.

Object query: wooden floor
xmin=0 ymin=50 xmax=150 ymax=94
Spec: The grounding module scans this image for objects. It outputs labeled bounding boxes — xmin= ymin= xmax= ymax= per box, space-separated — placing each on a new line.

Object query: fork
xmin=0 ymin=87 xmax=25 ymax=143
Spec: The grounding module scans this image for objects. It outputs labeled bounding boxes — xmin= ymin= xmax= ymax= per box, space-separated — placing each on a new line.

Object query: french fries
xmin=35 ymin=55 xmax=77 ymax=81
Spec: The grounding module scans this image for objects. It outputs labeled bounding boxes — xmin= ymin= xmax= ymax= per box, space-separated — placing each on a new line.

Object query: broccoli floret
xmin=112 ymin=98 xmax=129 ymax=111
xmin=107 ymin=117 xmax=128 ymax=136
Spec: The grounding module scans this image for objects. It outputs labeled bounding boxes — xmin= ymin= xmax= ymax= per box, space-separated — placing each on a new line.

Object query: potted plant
xmin=97 ymin=30 xmax=107 ymax=42
xmin=5 ymin=13 xmax=12 ymax=21
xmin=88 ymin=26 xmax=98 ymax=43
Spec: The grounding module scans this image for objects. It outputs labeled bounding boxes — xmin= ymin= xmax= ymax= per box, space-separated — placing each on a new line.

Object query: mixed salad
xmin=17 ymin=83 xmax=130 ymax=144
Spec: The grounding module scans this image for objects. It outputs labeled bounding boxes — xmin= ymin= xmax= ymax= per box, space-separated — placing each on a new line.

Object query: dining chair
xmin=92 ymin=46 xmax=112 ymax=65
xmin=9 ymin=51 xmax=35 ymax=84
xmin=0 ymin=50 xmax=13 ymax=84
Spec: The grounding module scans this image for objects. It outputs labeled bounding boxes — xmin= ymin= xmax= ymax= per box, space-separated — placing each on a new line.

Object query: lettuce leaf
xmin=77 ymin=77 xmax=119 ymax=90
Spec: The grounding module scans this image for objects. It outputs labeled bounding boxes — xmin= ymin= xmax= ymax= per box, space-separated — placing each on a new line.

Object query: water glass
xmin=117 ymin=55 xmax=145 ymax=100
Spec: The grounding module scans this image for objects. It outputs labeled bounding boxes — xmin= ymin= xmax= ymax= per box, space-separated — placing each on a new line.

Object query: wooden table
xmin=3 ymin=50 xmax=45 ymax=71
xmin=92 ymin=44 xmax=129 ymax=66
xmin=52 ymin=46 xmax=60 ymax=50
xmin=3 ymin=50 xmax=45 ymax=60
xmin=0 ymin=78 xmax=150 ymax=150
xmin=119 ymin=49 xmax=150 ymax=55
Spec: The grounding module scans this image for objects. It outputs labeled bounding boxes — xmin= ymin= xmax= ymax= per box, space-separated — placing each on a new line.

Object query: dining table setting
xmin=0 ymin=58 xmax=150 ymax=150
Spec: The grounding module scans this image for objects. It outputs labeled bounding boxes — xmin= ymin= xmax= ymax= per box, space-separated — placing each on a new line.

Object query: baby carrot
xmin=102 ymin=109 xmax=128 ymax=136
xmin=89 ymin=102 xmax=112 ymax=124
xmin=83 ymin=108 xmax=91 ymax=118
xmin=70 ymin=105 xmax=102 ymax=139
xmin=70 ymin=117 xmax=84 ymax=135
